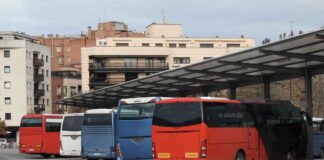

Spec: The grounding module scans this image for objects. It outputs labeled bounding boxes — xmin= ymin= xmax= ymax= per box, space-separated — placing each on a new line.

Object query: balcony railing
xmin=34 ymin=74 xmax=45 ymax=82
xmin=89 ymin=77 xmax=126 ymax=89
xmin=34 ymin=89 xmax=45 ymax=97
xmin=34 ymin=104 xmax=45 ymax=113
xmin=89 ymin=62 xmax=169 ymax=70
xmin=33 ymin=58 xmax=44 ymax=67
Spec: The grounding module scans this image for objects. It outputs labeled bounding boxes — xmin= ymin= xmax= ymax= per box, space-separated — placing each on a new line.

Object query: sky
xmin=0 ymin=0 xmax=323 ymax=44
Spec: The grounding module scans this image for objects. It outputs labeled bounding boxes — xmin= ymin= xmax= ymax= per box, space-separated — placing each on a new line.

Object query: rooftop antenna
xmin=162 ymin=9 xmax=166 ymax=24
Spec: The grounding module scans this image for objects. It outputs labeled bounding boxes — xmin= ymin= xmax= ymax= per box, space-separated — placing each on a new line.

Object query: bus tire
xmin=320 ymin=148 xmax=324 ymax=158
xmin=287 ymin=151 xmax=296 ymax=160
xmin=54 ymin=154 xmax=61 ymax=158
xmin=235 ymin=151 xmax=246 ymax=160
xmin=41 ymin=154 xmax=51 ymax=158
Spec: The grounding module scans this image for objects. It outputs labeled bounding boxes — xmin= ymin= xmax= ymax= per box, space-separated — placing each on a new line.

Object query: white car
xmin=0 ymin=138 xmax=8 ymax=148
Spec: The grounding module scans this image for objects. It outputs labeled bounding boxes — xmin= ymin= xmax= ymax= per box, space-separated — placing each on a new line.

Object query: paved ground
xmin=1 ymin=148 xmax=323 ymax=160
xmin=0 ymin=149 xmax=81 ymax=160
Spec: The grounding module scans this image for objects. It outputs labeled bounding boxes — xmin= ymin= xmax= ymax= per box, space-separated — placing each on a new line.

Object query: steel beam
xmin=263 ymin=78 xmax=271 ymax=100
xmin=316 ymin=34 xmax=324 ymax=39
xmin=260 ymin=49 xmax=324 ymax=62
xmin=218 ymin=60 xmax=303 ymax=74
xmin=159 ymin=75 xmax=229 ymax=86
xmin=186 ymin=69 xmax=262 ymax=81
xmin=305 ymin=71 xmax=313 ymax=160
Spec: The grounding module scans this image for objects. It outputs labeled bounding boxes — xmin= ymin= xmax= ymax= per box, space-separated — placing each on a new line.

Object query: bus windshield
xmin=62 ymin=116 xmax=83 ymax=131
xmin=83 ymin=114 xmax=112 ymax=126
xmin=21 ymin=118 xmax=42 ymax=127
xmin=153 ymin=102 xmax=202 ymax=127
xmin=119 ymin=103 xmax=155 ymax=120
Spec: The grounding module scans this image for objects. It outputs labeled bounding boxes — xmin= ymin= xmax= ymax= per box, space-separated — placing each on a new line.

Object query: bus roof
xmin=22 ymin=114 xmax=63 ymax=118
xmin=63 ymin=113 xmax=84 ymax=117
xmin=120 ymin=97 xmax=171 ymax=104
xmin=156 ymin=97 xmax=239 ymax=104
xmin=85 ymin=109 xmax=115 ymax=114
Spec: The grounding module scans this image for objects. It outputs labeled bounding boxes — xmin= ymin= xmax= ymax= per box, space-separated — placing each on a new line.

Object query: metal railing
xmin=34 ymin=74 xmax=44 ymax=82
xmin=90 ymin=77 xmax=126 ymax=85
xmin=33 ymin=59 xmax=44 ymax=67
xmin=34 ymin=89 xmax=45 ymax=97
xmin=89 ymin=62 xmax=169 ymax=70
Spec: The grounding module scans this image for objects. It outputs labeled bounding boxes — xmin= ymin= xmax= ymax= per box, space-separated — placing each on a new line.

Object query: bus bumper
xmin=82 ymin=152 xmax=116 ymax=159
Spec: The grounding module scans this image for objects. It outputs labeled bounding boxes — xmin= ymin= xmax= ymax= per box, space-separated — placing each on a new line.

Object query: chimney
xmin=87 ymin=26 xmax=92 ymax=38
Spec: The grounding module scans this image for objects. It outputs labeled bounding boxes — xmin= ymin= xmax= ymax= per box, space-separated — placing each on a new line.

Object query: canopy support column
xmin=229 ymin=83 xmax=237 ymax=99
xmin=305 ymin=71 xmax=313 ymax=160
xmin=263 ymin=78 xmax=271 ymax=100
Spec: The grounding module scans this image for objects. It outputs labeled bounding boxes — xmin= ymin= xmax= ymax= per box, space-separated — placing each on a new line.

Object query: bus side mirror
xmin=301 ymin=111 xmax=312 ymax=126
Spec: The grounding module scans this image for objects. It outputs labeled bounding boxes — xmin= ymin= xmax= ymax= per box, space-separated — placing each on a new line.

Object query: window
xmin=179 ymin=43 xmax=186 ymax=48
xmin=66 ymin=56 xmax=71 ymax=62
xmin=120 ymin=103 xmax=155 ymax=120
xmin=56 ymin=46 xmax=62 ymax=52
xmin=41 ymin=55 xmax=44 ymax=60
xmin=5 ymin=97 xmax=11 ymax=104
xmin=103 ymin=42 xmax=107 ymax=45
xmin=99 ymin=41 xmax=102 ymax=45
xmin=64 ymin=86 xmax=67 ymax=95
xmin=4 ymin=81 xmax=11 ymax=89
xmin=169 ymin=43 xmax=177 ymax=48
xmin=200 ymin=43 xmax=214 ymax=48
xmin=142 ymin=43 xmax=150 ymax=47
xmin=21 ymin=118 xmax=42 ymax=127
xmin=4 ymin=50 xmax=10 ymax=58
xmin=203 ymin=103 xmax=253 ymax=127
xmin=47 ymin=99 xmax=49 ymax=106
xmin=58 ymin=57 xmax=63 ymax=64
xmin=227 ymin=43 xmax=241 ymax=48
xmin=46 ymin=70 xmax=49 ymax=77
xmin=125 ymin=58 xmax=138 ymax=67
xmin=66 ymin=46 xmax=71 ymax=52
xmin=45 ymin=118 xmax=61 ymax=132
xmin=203 ymin=57 xmax=212 ymax=60
xmin=173 ymin=57 xmax=190 ymax=64
xmin=155 ymin=43 xmax=163 ymax=47
xmin=46 ymin=84 xmax=49 ymax=91
xmin=5 ymin=113 xmax=11 ymax=120
xmin=4 ymin=66 xmax=10 ymax=73
xmin=57 ymin=85 xmax=62 ymax=96
xmin=116 ymin=43 xmax=129 ymax=47
xmin=62 ymin=116 xmax=83 ymax=131
xmin=153 ymin=102 xmax=202 ymax=127
xmin=46 ymin=56 xmax=48 ymax=62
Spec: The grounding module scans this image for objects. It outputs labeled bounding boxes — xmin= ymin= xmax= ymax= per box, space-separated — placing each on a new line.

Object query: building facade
xmin=0 ymin=32 xmax=51 ymax=133
xmin=37 ymin=21 xmax=144 ymax=113
xmin=82 ymin=23 xmax=255 ymax=91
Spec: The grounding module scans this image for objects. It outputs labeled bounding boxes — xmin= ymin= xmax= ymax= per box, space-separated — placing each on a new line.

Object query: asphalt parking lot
xmin=0 ymin=149 xmax=80 ymax=160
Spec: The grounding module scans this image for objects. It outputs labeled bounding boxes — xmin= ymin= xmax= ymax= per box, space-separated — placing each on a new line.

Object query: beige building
xmin=0 ymin=32 xmax=51 ymax=137
xmin=81 ymin=23 xmax=255 ymax=92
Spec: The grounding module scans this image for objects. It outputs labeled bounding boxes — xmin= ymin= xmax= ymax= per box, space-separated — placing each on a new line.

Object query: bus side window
xmin=320 ymin=120 xmax=324 ymax=132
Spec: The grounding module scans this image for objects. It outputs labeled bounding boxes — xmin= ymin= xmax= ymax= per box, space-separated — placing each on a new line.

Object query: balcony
xmin=89 ymin=77 xmax=125 ymax=89
xmin=89 ymin=62 xmax=169 ymax=72
xmin=34 ymin=89 xmax=45 ymax=97
xmin=33 ymin=58 xmax=44 ymax=67
xmin=34 ymin=104 xmax=45 ymax=113
xmin=34 ymin=74 xmax=44 ymax=82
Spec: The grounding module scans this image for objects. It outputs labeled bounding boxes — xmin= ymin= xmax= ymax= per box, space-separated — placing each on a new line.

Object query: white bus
xmin=60 ymin=113 xmax=84 ymax=156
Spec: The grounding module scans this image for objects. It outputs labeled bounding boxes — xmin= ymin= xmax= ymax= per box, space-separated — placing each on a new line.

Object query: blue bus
xmin=116 ymin=97 xmax=168 ymax=160
xmin=81 ymin=109 xmax=116 ymax=160
xmin=313 ymin=117 xmax=324 ymax=158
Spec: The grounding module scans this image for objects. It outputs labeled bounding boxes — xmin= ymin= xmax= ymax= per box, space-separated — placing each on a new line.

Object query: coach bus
xmin=81 ymin=109 xmax=116 ymax=160
xmin=19 ymin=114 xmax=63 ymax=158
xmin=152 ymin=97 xmax=308 ymax=160
xmin=117 ymin=97 xmax=169 ymax=160
xmin=60 ymin=113 xmax=84 ymax=156
xmin=312 ymin=117 xmax=324 ymax=158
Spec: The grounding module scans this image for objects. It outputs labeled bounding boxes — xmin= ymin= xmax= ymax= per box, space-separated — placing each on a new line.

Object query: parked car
xmin=0 ymin=138 xmax=8 ymax=148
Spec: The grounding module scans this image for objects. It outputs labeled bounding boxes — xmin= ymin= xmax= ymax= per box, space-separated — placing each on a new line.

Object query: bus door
xmin=44 ymin=118 xmax=62 ymax=154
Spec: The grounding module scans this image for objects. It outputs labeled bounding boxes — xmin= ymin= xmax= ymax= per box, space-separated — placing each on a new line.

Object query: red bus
xmin=152 ymin=97 xmax=308 ymax=160
xmin=19 ymin=114 xmax=63 ymax=158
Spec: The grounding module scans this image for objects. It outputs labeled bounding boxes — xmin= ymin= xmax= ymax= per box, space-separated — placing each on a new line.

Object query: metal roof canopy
xmin=56 ymin=29 xmax=324 ymax=108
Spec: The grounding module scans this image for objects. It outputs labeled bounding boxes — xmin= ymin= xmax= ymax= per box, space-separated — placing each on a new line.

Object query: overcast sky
xmin=1 ymin=0 xmax=323 ymax=44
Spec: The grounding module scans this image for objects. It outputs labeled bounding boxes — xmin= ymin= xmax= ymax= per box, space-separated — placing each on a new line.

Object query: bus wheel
xmin=54 ymin=154 xmax=61 ymax=158
xmin=320 ymin=148 xmax=324 ymax=158
xmin=235 ymin=151 xmax=246 ymax=160
xmin=287 ymin=151 xmax=296 ymax=160
xmin=41 ymin=154 xmax=51 ymax=158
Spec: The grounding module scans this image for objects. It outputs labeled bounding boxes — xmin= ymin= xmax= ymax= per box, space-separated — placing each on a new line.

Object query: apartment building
xmin=0 ymin=32 xmax=51 ymax=136
xmin=82 ymin=23 xmax=255 ymax=91
xmin=37 ymin=21 xmax=144 ymax=113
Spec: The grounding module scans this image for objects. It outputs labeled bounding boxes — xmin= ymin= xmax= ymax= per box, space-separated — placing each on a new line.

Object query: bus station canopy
xmin=56 ymin=29 xmax=324 ymax=108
